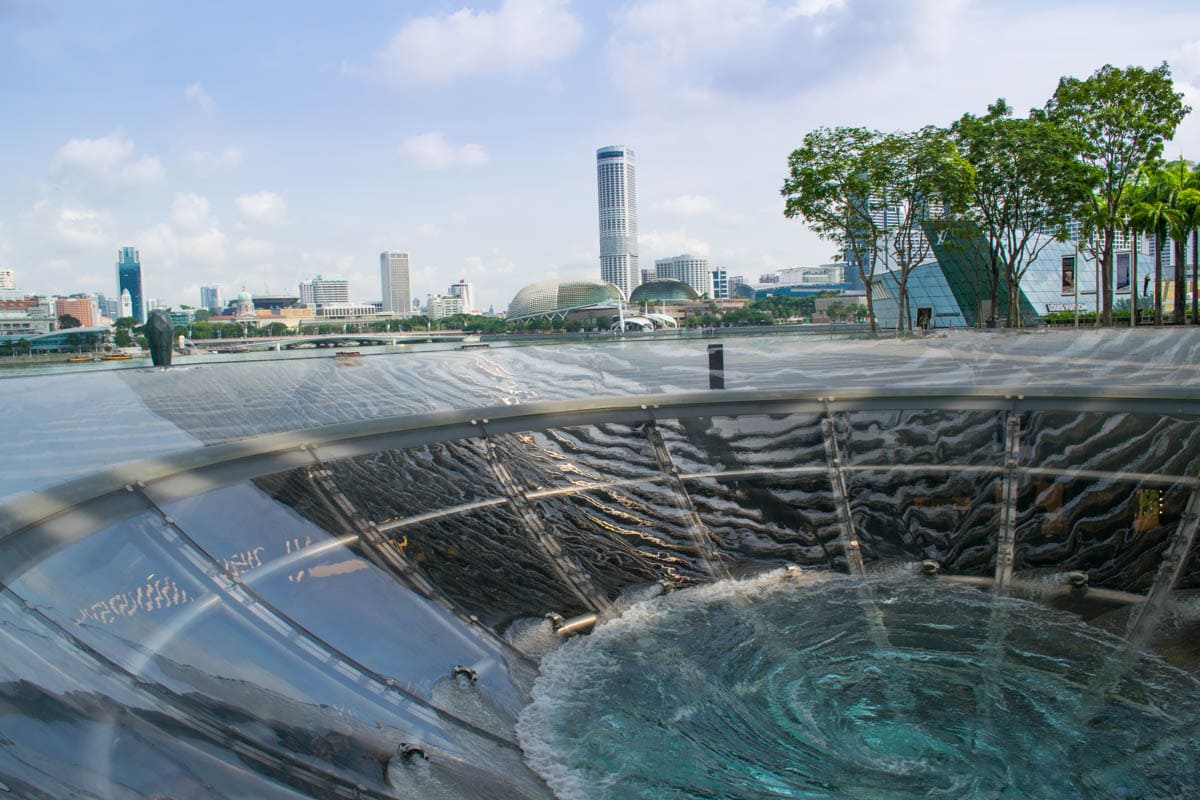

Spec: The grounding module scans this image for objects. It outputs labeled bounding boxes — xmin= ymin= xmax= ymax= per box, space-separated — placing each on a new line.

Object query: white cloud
xmin=53 ymin=132 xmax=165 ymax=186
xmin=180 ymin=227 xmax=227 ymax=267
xmin=400 ymin=133 xmax=489 ymax=169
xmin=366 ymin=0 xmax=582 ymax=86
xmin=184 ymin=148 xmax=243 ymax=175
xmin=55 ymin=134 xmax=133 ymax=175
xmin=655 ymin=194 xmax=714 ymax=216
xmin=235 ymin=191 xmax=287 ymax=225
xmin=170 ymin=192 xmax=216 ymax=233
xmin=55 ymin=207 xmax=109 ymax=250
xmin=185 ymin=82 xmax=215 ymax=111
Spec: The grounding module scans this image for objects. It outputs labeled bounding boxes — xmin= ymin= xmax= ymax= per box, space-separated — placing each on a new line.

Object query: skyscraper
xmin=379 ymin=252 xmax=412 ymax=317
xmin=116 ymin=246 xmax=144 ymax=323
xmin=200 ymin=285 xmax=224 ymax=313
xmin=597 ymin=145 xmax=639 ymax=298
xmin=0 ymin=268 xmax=14 ymax=291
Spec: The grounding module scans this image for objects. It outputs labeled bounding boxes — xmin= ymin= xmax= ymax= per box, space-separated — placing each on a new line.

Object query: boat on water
xmin=335 ymin=350 xmax=362 ymax=359
xmin=102 ymin=353 xmax=133 ymax=361
xmin=66 ymin=355 xmax=94 ymax=363
xmin=457 ymin=343 xmax=490 ymax=350
xmin=215 ymin=345 xmax=248 ymax=354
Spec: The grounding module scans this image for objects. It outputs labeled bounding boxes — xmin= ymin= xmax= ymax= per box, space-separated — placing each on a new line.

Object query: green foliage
xmin=113 ymin=329 xmax=133 ymax=347
xmin=57 ymin=314 xmax=82 ymax=329
xmin=1046 ymin=62 xmax=1191 ymax=324
xmin=953 ymin=99 xmax=1092 ymax=327
xmin=114 ymin=316 xmax=137 ymax=330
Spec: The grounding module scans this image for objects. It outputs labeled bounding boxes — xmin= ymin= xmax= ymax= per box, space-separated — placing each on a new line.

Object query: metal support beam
xmin=643 ymin=418 xmax=728 ymax=579
xmin=821 ymin=408 xmax=864 ymax=576
xmin=1124 ymin=487 xmax=1200 ymax=648
xmin=993 ymin=412 xmax=1022 ymax=593
xmin=479 ymin=424 xmax=611 ymax=614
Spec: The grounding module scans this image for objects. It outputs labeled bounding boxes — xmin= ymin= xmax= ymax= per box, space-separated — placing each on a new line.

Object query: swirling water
xmin=517 ymin=573 xmax=1200 ymax=799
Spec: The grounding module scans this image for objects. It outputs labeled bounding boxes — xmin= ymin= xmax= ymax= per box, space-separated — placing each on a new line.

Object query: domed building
xmin=628 ymin=279 xmax=700 ymax=305
xmin=506 ymin=279 xmax=623 ymax=322
xmin=234 ymin=289 xmax=256 ymax=321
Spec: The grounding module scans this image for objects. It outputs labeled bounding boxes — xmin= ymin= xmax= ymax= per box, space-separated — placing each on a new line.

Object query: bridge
xmin=183 ymin=331 xmax=477 ymax=351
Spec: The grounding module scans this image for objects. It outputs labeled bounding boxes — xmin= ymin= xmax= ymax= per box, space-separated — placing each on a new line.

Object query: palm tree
xmin=1157 ymin=158 xmax=1199 ymax=323
xmin=1129 ymin=166 xmax=1179 ymax=325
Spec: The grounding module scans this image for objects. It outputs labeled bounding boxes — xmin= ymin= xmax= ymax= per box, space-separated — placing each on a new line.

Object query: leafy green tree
xmin=783 ymin=127 xmax=885 ymax=332
xmin=1156 ymin=157 xmax=1200 ymax=323
xmin=870 ymin=126 xmax=973 ymax=331
xmin=58 ymin=314 xmax=82 ymax=329
xmin=1046 ymin=62 xmax=1191 ymax=326
xmin=265 ymin=322 xmax=290 ymax=337
xmin=114 ymin=316 xmax=137 ymax=330
xmin=114 ymin=329 xmax=133 ymax=347
xmin=953 ymin=99 xmax=1092 ymax=327
xmin=193 ymin=308 xmax=211 ymax=322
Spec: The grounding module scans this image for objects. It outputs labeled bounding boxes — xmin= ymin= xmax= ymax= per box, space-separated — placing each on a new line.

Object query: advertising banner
xmin=1061 ymin=255 xmax=1075 ymax=295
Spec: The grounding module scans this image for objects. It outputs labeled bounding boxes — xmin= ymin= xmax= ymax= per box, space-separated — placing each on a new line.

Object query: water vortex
xmin=517 ymin=573 xmax=1200 ymax=799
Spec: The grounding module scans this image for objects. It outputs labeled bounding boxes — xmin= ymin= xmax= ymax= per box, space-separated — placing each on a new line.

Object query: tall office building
xmin=0 ymin=268 xmax=14 ymax=291
xmin=655 ymin=254 xmax=713 ymax=297
xmin=299 ymin=275 xmax=351 ymax=308
xmin=116 ymin=246 xmax=144 ymax=323
xmin=379 ymin=252 xmax=412 ymax=317
xmin=447 ymin=279 xmax=475 ymax=314
xmin=200 ymin=285 xmax=224 ymax=313
xmin=710 ymin=269 xmax=729 ymax=299
xmin=596 ymin=145 xmax=639 ymax=298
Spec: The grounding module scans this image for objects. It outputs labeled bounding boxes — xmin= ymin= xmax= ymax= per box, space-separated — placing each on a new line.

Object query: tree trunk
xmin=1155 ymin=228 xmax=1164 ymax=326
xmin=896 ymin=281 xmax=907 ymax=333
xmin=1175 ymin=237 xmax=1187 ymax=324
xmin=864 ymin=280 xmax=877 ymax=334
xmin=1130 ymin=232 xmax=1138 ymax=327
xmin=1192 ymin=228 xmax=1199 ymax=326
xmin=1102 ymin=226 xmax=1114 ymax=326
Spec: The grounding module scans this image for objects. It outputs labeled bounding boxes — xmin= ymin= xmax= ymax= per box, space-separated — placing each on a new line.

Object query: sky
xmin=2 ymin=0 xmax=1200 ymax=313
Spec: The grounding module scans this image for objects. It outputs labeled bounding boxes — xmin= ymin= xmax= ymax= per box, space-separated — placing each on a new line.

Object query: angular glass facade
xmin=116 ymin=245 xmax=144 ymax=323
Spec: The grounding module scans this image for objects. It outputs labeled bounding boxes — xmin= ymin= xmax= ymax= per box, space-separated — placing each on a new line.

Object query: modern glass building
xmin=597 ymin=145 xmax=639 ymax=299
xmin=116 ymin=246 xmax=144 ymax=323
xmin=871 ymin=224 xmax=1102 ymax=330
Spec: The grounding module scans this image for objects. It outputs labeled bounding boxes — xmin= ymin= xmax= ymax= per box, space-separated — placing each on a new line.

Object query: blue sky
xmin=2 ymin=0 xmax=1199 ymax=312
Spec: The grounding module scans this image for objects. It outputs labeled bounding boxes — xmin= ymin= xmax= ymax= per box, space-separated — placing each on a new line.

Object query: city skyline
xmin=2 ymin=1 xmax=1200 ymax=312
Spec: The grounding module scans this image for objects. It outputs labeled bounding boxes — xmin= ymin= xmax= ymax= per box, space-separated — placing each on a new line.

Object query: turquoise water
xmin=518 ymin=574 xmax=1200 ymax=799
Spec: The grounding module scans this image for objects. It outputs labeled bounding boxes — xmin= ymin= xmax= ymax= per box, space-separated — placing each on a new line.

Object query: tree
xmin=870 ymin=126 xmax=974 ymax=332
xmin=114 ymin=329 xmax=133 ymax=347
xmin=193 ymin=308 xmax=211 ymax=322
xmin=953 ymin=100 xmax=1092 ymax=327
xmin=783 ymin=127 xmax=885 ymax=332
xmin=114 ymin=316 xmax=137 ymax=330
xmin=58 ymin=314 xmax=82 ymax=329
xmin=265 ymin=322 xmax=290 ymax=337
xmin=1129 ymin=166 xmax=1178 ymax=325
xmin=1156 ymin=157 xmax=1200 ymax=323
xmin=1046 ymin=62 xmax=1191 ymax=326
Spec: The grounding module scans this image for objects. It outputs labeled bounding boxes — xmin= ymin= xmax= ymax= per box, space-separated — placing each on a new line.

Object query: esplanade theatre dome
xmin=506 ymin=279 xmax=622 ymax=321
xmin=628 ymin=278 xmax=700 ymax=304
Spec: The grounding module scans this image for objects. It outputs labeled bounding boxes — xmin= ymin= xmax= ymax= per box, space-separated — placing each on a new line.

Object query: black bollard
xmin=145 ymin=309 xmax=174 ymax=367
xmin=707 ymin=343 xmax=724 ymax=390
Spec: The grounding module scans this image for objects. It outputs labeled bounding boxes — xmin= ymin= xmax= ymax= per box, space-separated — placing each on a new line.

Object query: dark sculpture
xmin=145 ymin=308 xmax=174 ymax=367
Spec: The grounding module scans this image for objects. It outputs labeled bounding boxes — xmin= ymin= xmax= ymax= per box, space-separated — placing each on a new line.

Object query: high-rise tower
xmin=596 ymin=145 xmax=639 ymax=298
xmin=116 ymin=246 xmax=144 ymax=323
xmin=379 ymin=252 xmax=412 ymax=317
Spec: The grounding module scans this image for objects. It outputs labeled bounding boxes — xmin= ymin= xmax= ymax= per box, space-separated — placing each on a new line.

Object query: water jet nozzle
xmin=452 ymin=665 xmax=478 ymax=683
xmin=399 ymin=743 xmax=428 ymax=762
xmin=1067 ymin=571 xmax=1089 ymax=591
xmin=920 ymin=560 xmax=941 ymax=577
xmin=556 ymin=613 xmax=599 ymax=637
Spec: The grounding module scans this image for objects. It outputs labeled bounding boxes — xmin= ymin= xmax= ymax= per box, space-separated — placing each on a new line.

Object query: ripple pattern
xmin=518 ymin=575 xmax=1200 ymax=800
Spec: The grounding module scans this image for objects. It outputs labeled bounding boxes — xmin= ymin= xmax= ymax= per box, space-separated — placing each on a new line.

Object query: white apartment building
xmin=655 ymin=254 xmax=713 ymax=297
xmin=427 ymin=293 xmax=465 ymax=321
xmin=380 ymin=252 xmax=412 ymax=317
xmin=0 ymin=269 xmax=14 ymax=291
xmin=299 ymin=275 xmax=351 ymax=308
